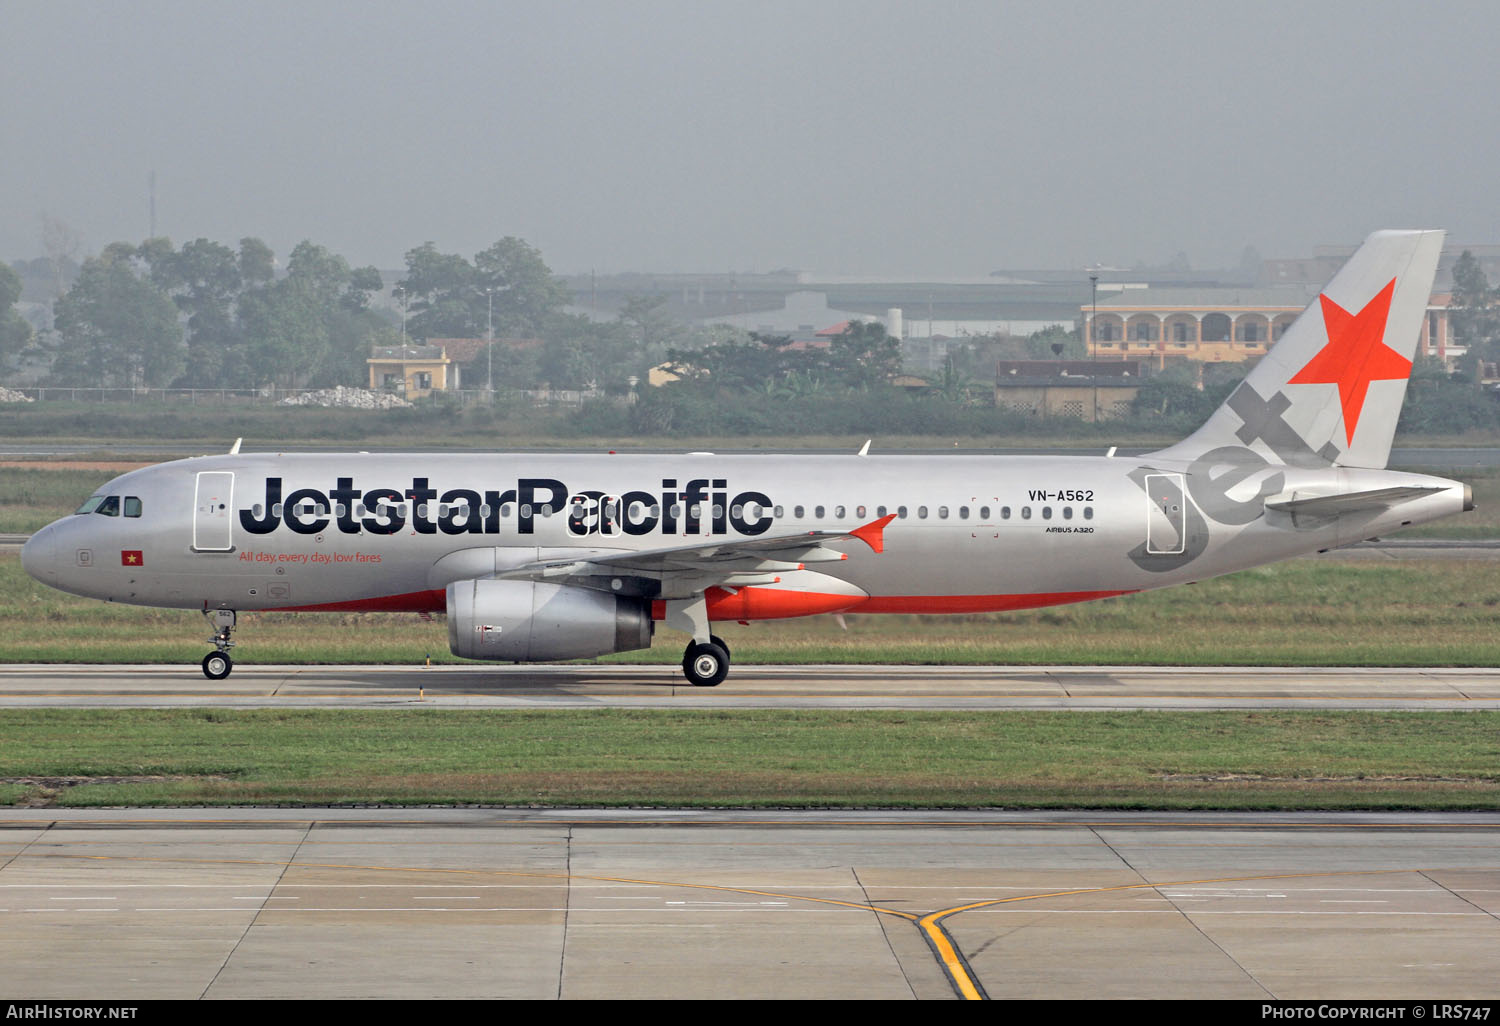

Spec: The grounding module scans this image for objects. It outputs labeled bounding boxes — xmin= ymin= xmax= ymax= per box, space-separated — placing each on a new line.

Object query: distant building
xmin=367 ymin=337 xmax=538 ymax=396
xmin=994 ymin=360 xmax=1141 ymax=421
xmin=1083 ymin=287 xmax=1458 ymax=368
xmin=1260 ymin=243 xmax=1500 ymax=294
xmin=368 ymin=344 xmax=453 ymax=398
xmin=559 ymin=271 xmax=1079 ymax=345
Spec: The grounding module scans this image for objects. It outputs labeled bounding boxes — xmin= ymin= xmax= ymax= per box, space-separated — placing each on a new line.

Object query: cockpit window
xmin=76 ymin=494 xmax=128 ymax=516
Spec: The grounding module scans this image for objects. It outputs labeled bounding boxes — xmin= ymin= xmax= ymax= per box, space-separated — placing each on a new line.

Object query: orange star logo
xmin=1287 ymin=278 xmax=1408 ymax=445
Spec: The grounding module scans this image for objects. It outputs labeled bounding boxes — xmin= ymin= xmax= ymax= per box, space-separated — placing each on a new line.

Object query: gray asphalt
xmin=4 ymin=663 xmax=1500 ymax=710
xmin=1 ymin=808 xmax=1496 ymax=1000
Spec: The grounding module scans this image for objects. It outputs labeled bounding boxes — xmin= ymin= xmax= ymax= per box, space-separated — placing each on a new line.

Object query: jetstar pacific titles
xmin=238 ymin=477 xmax=777 ymax=538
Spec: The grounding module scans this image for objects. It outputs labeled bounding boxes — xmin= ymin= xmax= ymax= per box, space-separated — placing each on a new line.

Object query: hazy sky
xmin=5 ymin=0 xmax=1499 ymax=277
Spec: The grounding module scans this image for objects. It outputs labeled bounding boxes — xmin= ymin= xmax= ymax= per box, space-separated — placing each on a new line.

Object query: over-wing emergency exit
xmin=22 ymin=230 xmax=1471 ymax=686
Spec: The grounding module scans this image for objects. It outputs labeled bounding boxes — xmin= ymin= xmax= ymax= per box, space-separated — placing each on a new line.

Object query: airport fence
xmin=5 ymin=387 xmax=606 ymax=409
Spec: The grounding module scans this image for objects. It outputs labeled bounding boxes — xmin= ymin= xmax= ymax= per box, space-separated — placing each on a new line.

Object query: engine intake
xmin=446 ymin=579 xmax=653 ymax=662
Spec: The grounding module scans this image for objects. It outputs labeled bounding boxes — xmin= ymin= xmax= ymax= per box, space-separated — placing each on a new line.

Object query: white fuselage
xmin=21 ymin=451 xmax=1469 ymax=619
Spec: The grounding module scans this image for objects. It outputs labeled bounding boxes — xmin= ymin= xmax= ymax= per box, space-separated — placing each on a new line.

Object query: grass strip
xmin=1 ymin=709 xmax=1496 ymax=810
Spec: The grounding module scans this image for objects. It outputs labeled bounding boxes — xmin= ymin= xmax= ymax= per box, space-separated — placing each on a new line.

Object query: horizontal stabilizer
xmin=1265 ymin=485 xmax=1444 ymax=518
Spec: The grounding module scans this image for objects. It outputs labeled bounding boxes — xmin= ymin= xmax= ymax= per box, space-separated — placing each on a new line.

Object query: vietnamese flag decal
xmin=121 ymin=550 xmax=144 ymax=567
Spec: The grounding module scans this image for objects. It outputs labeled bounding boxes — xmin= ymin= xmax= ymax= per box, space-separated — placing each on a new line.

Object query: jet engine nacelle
xmin=446 ymin=578 xmax=653 ymax=662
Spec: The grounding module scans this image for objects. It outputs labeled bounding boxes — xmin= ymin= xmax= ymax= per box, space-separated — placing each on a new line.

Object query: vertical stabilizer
xmin=1154 ymin=229 xmax=1444 ymax=469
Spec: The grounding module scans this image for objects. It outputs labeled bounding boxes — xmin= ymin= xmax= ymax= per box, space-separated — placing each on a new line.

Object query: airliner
xmin=21 ymin=229 xmax=1470 ymax=686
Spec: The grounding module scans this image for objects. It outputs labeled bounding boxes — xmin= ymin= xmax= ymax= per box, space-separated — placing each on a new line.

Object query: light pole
xmin=484 ymin=286 xmax=495 ymax=397
xmin=393 ymin=286 xmax=408 ymax=347
xmin=1089 ymin=273 xmax=1099 ymax=354
xmin=1090 ymin=274 xmax=1100 ymax=421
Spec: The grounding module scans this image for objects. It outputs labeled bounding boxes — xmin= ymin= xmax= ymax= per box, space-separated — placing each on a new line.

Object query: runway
xmin=1 ymin=808 xmax=1496 ymax=1000
xmin=2 ymin=662 xmax=1500 ymax=709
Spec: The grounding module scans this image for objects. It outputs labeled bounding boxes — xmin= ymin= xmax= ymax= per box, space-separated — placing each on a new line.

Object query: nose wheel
xmin=201 ymin=609 xmax=237 ymax=680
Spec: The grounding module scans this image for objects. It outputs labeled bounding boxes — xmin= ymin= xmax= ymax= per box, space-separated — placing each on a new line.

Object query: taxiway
xmin=1 ymin=808 xmax=1496 ymax=1000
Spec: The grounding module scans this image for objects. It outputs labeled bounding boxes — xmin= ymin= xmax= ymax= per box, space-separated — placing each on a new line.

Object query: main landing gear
xmin=665 ymin=597 xmax=730 ymax=687
xmin=201 ymin=609 xmax=236 ymax=680
xmin=682 ymin=635 xmax=731 ymax=688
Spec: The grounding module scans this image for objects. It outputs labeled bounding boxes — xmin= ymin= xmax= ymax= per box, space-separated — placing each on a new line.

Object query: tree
xmin=828 ymin=320 xmax=901 ymax=390
xmin=0 ymin=263 xmax=33 ymax=375
xmin=397 ymin=237 xmax=570 ymax=342
xmin=617 ymin=294 xmax=684 ymax=370
xmin=664 ymin=331 xmax=800 ymax=394
xmin=1025 ymin=325 xmax=1084 ymax=360
xmin=474 ymin=237 xmax=570 ymax=337
xmin=238 ymin=237 xmax=275 ymax=287
xmin=141 ymin=238 xmax=247 ymax=388
xmin=926 ymin=353 xmax=981 ymax=405
xmin=239 ymin=241 xmax=386 ymax=388
xmin=39 ymin=213 xmax=81 ymax=301
xmin=538 ymin=313 xmax=635 ymax=390
xmin=51 ymin=248 xmax=183 ymax=387
xmin=399 ymin=242 xmax=477 ymax=339
xmin=1449 ymin=251 xmax=1499 ymax=374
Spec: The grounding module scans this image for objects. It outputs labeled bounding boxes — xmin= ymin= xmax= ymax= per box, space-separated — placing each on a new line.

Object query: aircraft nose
xmin=20 ymin=524 xmax=57 ymax=583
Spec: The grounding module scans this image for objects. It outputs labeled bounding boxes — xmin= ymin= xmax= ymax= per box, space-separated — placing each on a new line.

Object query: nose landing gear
xmin=201 ymin=609 xmax=236 ymax=680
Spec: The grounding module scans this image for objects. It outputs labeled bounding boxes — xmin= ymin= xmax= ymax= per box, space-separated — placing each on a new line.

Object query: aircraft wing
xmin=495 ymin=514 xmax=896 ymax=595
